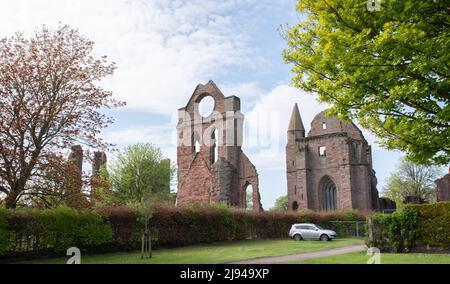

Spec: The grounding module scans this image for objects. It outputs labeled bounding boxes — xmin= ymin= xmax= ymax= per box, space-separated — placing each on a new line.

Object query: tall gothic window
xmin=211 ymin=128 xmax=218 ymax=163
xmin=245 ymin=183 xmax=254 ymax=210
xmin=320 ymin=176 xmax=337 ymax=211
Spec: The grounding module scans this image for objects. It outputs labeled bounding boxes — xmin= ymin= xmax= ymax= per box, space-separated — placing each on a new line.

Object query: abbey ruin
xmin=176 ymin=81 xmax=262 ymax=210
xmin=286 ymin=104 xmax=381 ymax=213
xmin=174 ymin=82 xmax=401 ymax=213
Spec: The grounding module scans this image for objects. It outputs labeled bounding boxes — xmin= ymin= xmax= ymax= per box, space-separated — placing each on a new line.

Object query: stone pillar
xmin=66 ymin=145 xmax=86 ymax=208
xmin=91 ymin=151 xmax=108 ymax=199
xmin=92 ymin=151 xmax=107 ymax=175
xmin=67 ymin=145 xmax=83 ymax=193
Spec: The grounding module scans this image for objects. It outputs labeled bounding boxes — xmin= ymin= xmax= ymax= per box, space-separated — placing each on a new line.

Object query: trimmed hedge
xmin=3 ymin=207 xmax=112 ymax=257
xmin=97 ymin=205 xmax=141 ymax=250
xmin=414 ymin=202 xmax=450 ymax=247
xmin=148 ymin=206 xmax=365 ymax=247
xmin=0 ymin=205 xmax=366 ymax=259
xmin=366 ymin=202 xmax=450 ymax=252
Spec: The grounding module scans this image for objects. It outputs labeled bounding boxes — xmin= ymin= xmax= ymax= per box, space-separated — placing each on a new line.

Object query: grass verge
xmin=22 ymin=238 xmax=364 ymax=264
xmin=290 ymin=251 xmax=450 ymax=264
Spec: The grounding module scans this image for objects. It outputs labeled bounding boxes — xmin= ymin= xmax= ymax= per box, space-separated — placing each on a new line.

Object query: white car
xmin=289 ymin=223 xmax=337 ymax=241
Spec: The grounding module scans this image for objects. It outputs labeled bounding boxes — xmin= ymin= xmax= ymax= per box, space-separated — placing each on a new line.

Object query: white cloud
xmin=0 ymin=0 xmax=267 ymax=114
xmin=221 ymin=81 xmax=266 ymax=112
xmin=101 ymin=123 xmax=177 ymax=162
xmin=100 ymin=82 xmax=328 ymax=172
xmin=243 ymin=84 xmax=328 ymax=170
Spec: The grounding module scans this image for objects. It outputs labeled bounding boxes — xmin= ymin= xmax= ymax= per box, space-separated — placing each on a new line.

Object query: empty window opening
xmin=245 ymin=184 xmax=254 ymax=211
xmin=198 ymin=95 xmax=215 ymax=117
xmin=193 ymin=132 xmax=200 ymax=153
xmin=322 ymin=122 xmax=327 ymax=129
xmin=319 ymin=146 xmax=326 ymax=156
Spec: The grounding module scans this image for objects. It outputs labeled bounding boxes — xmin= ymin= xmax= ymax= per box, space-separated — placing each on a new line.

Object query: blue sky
xmin=0 ymin=0 xmax=413 ymax=208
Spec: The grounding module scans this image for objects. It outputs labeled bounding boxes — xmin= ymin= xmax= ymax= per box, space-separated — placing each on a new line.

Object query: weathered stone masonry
xmin=435 ymin=167 xmax=450 ymax=202
xmin=286 ymin=104 xmax=380 ymax=213
xmin=176 ymin=81 xmax=262 ymax=210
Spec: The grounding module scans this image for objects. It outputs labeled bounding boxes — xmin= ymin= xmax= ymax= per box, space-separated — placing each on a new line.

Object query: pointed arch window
xmin=320 ymin=176 xmax=337 ymax=211
xmin=244 ymin=183 xmax=254 ymax=211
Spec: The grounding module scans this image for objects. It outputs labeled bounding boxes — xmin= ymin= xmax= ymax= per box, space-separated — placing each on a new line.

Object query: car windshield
xmin=315 ymin=225 xmax=323 ymax=230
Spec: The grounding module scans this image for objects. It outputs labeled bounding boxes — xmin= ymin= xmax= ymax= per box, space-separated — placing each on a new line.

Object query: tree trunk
xmin=4 ymin=190 xmax=19 ymax=208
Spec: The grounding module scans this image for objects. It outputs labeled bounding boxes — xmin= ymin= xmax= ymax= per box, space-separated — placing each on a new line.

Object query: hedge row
xmin=414 ymin=202 xmax=450 ymax=247
xmin=1 ymin=207 xmax=112 ymax=258
xmin=149 ymin=205 xmax=365 ymax=247
xmin=0 ymin=205 xmax=366 ymax=259
xmin=366 ymin=202 xmax=450 ymax=252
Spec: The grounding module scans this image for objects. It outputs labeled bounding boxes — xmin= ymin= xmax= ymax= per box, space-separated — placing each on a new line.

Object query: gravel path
xmin=229 ymin=244 xmax=367 ymax=264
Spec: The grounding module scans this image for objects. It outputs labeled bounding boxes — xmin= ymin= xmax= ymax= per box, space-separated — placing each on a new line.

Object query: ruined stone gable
xmin=176 ymin=80 xmax=262 ymax=210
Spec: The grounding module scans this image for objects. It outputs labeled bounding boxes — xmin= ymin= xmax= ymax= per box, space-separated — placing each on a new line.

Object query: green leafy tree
xmin=271 ymin=195 xmax=288 ymax=211
xmin=104 ymin=143 xmax=175 ymax=259
xmin=104 ymin=143 xmax=175 ymax=206
xmin=383 ymin=157 xmax=442 ymax=206
xmin=283 ymin=0 xmax=449 ymax=165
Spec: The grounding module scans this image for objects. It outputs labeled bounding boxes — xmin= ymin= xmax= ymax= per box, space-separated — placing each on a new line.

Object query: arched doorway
xmin=244 ymin=183 xmax=254 ymax=210
xmin=292 ymin=201 xmax=299 ymax=211
xmin=320 ymin=176 xmax=337 ymax=211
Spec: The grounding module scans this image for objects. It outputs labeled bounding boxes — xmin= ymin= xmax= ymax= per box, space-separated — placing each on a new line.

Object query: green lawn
xmin=290 ymin=251 xmax=450 ymax=264
xmin=22 ymin=238 xmax=363 ymax=264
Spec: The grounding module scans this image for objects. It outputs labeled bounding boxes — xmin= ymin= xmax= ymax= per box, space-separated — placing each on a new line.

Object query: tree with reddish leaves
xmin=0 ymin=25 xmax=124 ymax=208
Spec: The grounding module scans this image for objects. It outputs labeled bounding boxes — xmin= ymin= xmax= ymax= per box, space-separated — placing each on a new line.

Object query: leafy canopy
xmin=271 ymin=195 xmax=288 ymax=211
xmin=106 ymin=143 xmax=175 ymax=207
xmin=283 ymin=0 xmax=449 ymax=165
xmin=382 ymin=157 xmax=442 ymax=206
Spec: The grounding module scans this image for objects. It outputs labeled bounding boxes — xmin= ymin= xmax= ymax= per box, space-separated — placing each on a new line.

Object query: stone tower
xmin=66 ymin=145 xmax=89 ymax=208
xmin=177 ymin=80 xmax=262 ymax=210
xmin=286 ymin=104 xmax=379 ymax=213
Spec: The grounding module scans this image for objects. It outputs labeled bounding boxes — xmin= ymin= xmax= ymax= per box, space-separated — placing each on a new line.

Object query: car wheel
xmin=294 ymin=234 xmax=302 ymax=241
xmin=320 ymin=234 xmax=329 ymax=242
